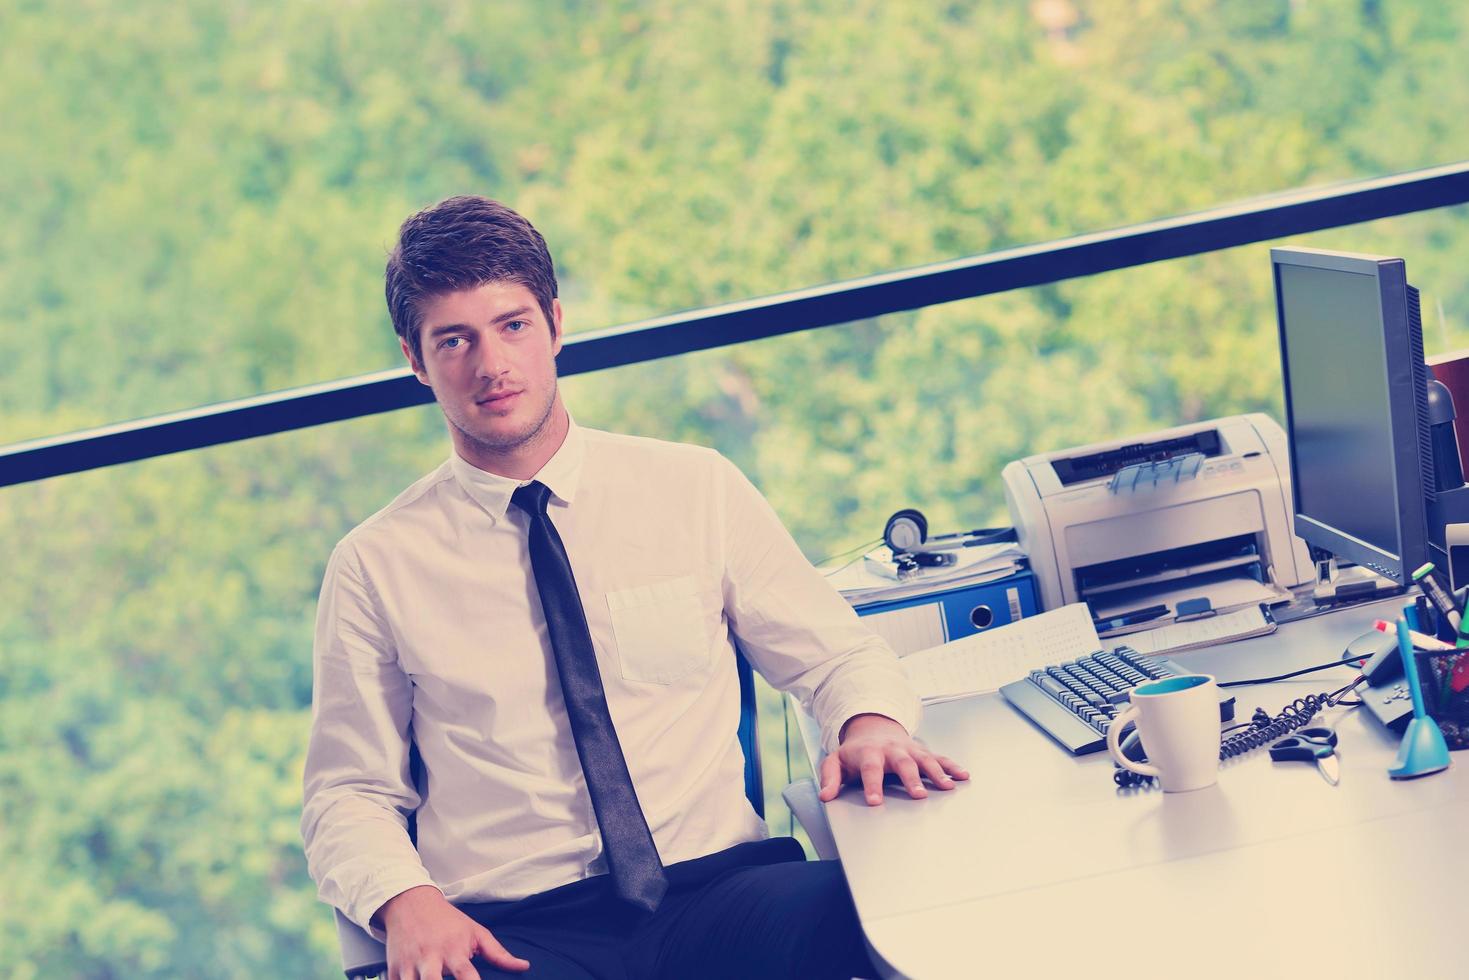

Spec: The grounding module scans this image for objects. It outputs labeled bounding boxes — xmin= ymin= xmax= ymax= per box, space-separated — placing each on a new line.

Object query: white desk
xmin=803 ymin=597 xmax=1469 ymax=979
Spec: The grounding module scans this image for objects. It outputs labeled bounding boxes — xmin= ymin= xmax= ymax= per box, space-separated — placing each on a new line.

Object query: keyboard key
xmin=1038 ymin=675 xmax=1069 ymax=700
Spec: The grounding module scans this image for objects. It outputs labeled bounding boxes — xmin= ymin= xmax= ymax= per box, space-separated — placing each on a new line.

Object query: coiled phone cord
xmin=1113 ymin=678 xmax=1363 ymax=788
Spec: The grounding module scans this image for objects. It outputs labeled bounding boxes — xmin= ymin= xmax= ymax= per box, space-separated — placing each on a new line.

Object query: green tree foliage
xmin=4 ymin=0 xmax=1469 ymax=974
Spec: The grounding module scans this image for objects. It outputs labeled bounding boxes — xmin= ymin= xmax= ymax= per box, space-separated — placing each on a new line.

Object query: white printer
xmin=1002 ymin=414 xmax=1314 ymax=613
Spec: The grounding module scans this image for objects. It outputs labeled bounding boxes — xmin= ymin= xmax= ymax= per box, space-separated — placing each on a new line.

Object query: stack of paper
xmin=1120 ymin=605 xmax=1276 ymax=656
xmin=899 ymin=604 xmax=1101 ymax=704
xmin=825 ymin=541 xmax=1026 ymax=606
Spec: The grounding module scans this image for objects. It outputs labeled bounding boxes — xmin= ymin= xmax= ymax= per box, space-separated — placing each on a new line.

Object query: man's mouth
xmin=476 ymin=390 xmax=521 ymax=406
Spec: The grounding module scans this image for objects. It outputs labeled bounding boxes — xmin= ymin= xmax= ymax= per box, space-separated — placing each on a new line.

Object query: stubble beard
xmin=447 ymin=378 xmax=560 ymax=458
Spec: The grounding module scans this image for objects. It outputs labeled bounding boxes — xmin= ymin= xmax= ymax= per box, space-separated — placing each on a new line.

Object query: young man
xmin=300 ymin=196 xmax=969 ymax=980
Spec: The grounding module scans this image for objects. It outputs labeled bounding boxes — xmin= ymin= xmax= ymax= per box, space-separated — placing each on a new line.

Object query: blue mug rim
xmin=1133 ymin=673 xmax=1214 ymax=697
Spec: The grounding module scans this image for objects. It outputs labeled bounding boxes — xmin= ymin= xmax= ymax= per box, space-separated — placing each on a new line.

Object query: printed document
xmin=900 ymin=604 xmax=1100 ymax=704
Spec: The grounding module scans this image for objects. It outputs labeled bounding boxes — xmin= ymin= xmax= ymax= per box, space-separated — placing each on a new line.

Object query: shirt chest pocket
xmin=604 ymin=575 xmax=712 ymax=685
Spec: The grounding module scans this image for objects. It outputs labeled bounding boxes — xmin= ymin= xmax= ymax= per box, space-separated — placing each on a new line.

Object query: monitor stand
xmin=1311 ymin=554 xmax=1340 ymax=603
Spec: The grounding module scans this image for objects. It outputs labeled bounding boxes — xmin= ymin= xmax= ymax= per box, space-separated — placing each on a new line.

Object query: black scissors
xmin=1269 ymin=726 xmax=1340 ymax=786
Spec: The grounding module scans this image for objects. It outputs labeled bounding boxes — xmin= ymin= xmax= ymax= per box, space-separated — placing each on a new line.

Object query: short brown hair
xmin=385 ymin=196 xmax=559 ymax=364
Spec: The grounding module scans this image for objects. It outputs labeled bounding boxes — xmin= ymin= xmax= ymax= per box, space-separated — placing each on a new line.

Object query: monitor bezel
xmin=1271 ymin=245 xmax=1430 ymax=585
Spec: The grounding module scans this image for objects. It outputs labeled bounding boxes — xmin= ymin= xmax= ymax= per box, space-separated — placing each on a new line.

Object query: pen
xmin=1415 ymin=561 xmax=1469 ymax=649
xmin=1093 ymin=604 xmax=1169 ymax=632
xmin=1372 ymin=619 xmax=1455 ymax=651
xmin=1411 ymin=563 xmax=1462 ymax=629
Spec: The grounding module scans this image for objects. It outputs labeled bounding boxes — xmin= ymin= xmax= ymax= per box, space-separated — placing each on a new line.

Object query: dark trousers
xmin=457 ymin=837 xmax=877 ymax=979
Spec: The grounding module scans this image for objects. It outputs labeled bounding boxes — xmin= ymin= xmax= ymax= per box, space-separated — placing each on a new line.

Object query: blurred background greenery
xmin=4 ymin=0 xmax=1469 ymax=974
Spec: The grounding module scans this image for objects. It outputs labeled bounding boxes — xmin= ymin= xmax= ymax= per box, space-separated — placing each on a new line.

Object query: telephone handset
xmin=1344 ymin=629 xmax=1405 ymax=687
xmin=1346 ymin=627 xmax=1440 ymax=734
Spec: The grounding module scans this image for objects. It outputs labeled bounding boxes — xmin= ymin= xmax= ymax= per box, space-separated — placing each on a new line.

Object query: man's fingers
xmin=818 ymin=753 xmax=842 ymax=801
xmin=936 ymin=754 xmax=971 ymax=780
xmin=477 ymin=924 xmax=531 ymax=971
xmin=826 ymin=740 xmax=968 ymax=806
xmin=447 ymin=954 xmax=481 ymax=980
xmin=917 ymin=752 xmax=957 ymax=790
xmin=890 ymin=752 xmax=927 ymax=799
xmin=859 ymin=752 xmax=886 ymax=805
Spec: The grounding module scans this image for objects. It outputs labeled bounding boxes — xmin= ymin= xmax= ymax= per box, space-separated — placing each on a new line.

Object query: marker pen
xmin=1372 ymin=619 xmax=1455 ymax=651
xmin=1411 ymin=563 xmax=1461 ymax=629
xmin=1407 ymin=563 xmax=1469 ymax=649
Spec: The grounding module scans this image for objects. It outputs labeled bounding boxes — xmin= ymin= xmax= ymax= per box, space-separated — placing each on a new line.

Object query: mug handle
xmin=1106 ymin=704 xmax=1160 ymax=779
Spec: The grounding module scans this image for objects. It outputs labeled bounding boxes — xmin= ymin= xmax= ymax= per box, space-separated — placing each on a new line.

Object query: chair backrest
xmin=336 ymin=650 xmax=766 ymax=979
xmin=734 ymin=646 xmax=764 ymax=818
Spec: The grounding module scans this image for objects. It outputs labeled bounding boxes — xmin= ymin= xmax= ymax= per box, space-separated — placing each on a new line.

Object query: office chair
xmin=333 ymin=649 xmax=836 ymax=980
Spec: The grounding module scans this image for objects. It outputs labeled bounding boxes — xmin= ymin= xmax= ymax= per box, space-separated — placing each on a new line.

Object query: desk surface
xmin=804 ymin=597 xmax=1469 ymax=979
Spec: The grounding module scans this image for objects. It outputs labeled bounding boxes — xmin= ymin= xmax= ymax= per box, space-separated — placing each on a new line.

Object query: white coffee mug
xmin=1105 ymin=674 xmax=1221 ymax=792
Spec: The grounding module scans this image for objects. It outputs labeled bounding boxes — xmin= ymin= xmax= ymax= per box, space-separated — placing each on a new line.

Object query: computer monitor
xmin=1271 ymin=246 xmax=1433 ymax=585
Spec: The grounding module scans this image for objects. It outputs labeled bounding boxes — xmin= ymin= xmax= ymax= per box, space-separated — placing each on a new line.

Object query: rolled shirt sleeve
xmin=714 ymin=455 xmax=922 ymax=754
xmin=299 ymin=543 xmax=439 ymax=939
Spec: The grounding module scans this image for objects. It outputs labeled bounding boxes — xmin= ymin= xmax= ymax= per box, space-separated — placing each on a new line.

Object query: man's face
xmin=405 ymin=281 xmax=565 ymax=468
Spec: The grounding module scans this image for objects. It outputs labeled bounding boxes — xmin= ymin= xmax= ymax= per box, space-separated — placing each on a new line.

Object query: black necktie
xmin=510 ymin=481 xmax=668 ymax=912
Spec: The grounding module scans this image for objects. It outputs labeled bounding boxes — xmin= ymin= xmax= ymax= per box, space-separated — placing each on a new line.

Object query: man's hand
xmin=375 ymin=884 xmax=530 ymax=979
xmin=818 ymin=713 xmax=969 ymax=806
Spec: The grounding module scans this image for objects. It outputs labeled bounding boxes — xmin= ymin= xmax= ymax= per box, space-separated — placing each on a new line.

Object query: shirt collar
xmin=448 ymin=416 xmax=584 ymax=522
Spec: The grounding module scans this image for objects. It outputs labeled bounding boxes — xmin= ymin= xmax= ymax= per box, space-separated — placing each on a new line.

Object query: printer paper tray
xmin=1079 ymin=552 xmax=1261 ymax=599
xmin=1090 ymin=568 xmax=1288 ymax=630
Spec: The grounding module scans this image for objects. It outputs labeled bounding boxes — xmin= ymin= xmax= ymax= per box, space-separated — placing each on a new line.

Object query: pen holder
xmin=1416 ymin=650 xmax=1469 ymax=750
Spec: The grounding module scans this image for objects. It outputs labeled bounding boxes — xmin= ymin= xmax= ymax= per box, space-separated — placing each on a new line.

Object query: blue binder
xmin=853 ymin=570 xmax=1040 ymax=656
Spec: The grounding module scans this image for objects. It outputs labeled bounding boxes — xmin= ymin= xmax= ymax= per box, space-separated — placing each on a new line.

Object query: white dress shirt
xmin=300 ymin=419 xmax=921 ymax=936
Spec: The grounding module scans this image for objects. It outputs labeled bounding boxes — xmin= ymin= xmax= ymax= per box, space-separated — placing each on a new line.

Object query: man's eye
xmin=506 ymin=320 xmax=528 ymax=333
xmin=439 ymin=336 xmax=465 ymax=350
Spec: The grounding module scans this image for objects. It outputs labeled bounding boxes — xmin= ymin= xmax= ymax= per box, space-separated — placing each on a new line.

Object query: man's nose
xmin=475 ymin=338 xmax=509 ymax=379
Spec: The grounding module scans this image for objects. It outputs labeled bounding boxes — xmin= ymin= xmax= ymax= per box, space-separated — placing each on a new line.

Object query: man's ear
xmin=400 ymin=336 xmax=430 ymax=386
xmin=551 ymin=298 xmax=564 ymax=357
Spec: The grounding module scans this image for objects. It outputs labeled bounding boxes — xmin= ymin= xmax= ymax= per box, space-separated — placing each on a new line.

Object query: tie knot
xmin=511 ymin=480 xmax=551 ymax=516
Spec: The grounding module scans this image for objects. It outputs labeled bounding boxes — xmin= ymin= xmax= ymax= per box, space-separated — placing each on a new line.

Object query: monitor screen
xmin=1279 ymin=265 xmax=1400 ymax=548
xmin=1272 ymin=247 xmax=1430 ymax=584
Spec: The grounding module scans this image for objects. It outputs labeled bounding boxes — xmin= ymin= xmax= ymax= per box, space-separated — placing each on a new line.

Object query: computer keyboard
xmin=999 ymin=646 xmax=1236 ymax=754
